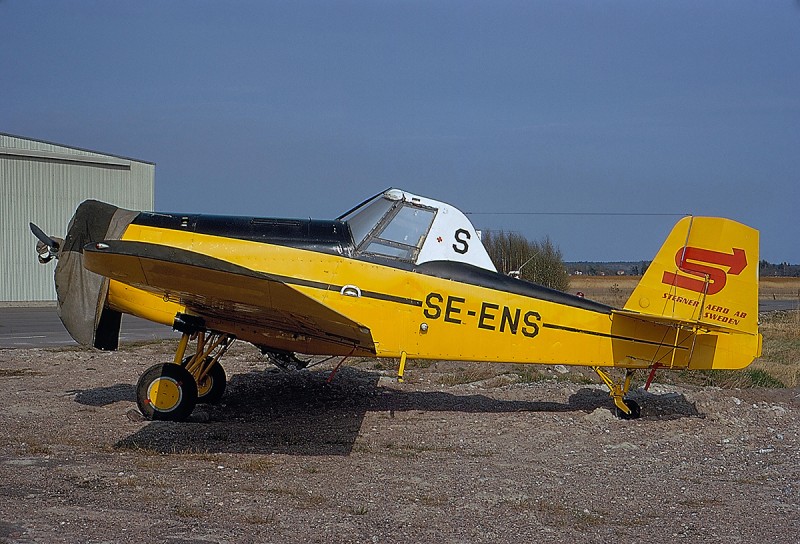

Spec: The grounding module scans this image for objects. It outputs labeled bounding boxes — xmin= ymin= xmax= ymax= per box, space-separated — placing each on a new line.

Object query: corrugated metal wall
xmin=1 ymin=133 xmax=155 ymax=302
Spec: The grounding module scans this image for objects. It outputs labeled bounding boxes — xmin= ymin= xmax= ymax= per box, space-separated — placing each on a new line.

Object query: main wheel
xmin=614 ymin=399 xmax=642 ymax=420
xmin=136 ymin=363 xmax=198 ymax=421
xmin=181 ymin=357 xmax=227 ymax=404
xmin=195 ymin=361 xmax=227 ymax=404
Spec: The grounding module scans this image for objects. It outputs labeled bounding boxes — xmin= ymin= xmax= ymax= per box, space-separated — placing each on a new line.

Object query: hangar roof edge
xmin=0 ymin=131 xmax=155 ymax=166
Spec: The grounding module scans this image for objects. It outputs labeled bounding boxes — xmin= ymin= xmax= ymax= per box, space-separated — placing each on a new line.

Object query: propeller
xmin=29 ymin=222 xmax=62 ymax=264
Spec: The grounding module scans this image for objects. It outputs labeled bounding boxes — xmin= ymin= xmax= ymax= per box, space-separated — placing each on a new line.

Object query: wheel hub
xmin=147 ymin=377 xmax=182 ymax=412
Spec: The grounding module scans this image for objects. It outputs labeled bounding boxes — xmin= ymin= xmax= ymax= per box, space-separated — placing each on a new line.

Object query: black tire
xmin=136 ymin=363 xmax=198 ymax=421
xmin=181 ymin=357 xmax=227 ymax=404
xmin=195 ymin=362 xmax=227 ymax=404
xmin=614 ymin=399 xmax=642 ymax=420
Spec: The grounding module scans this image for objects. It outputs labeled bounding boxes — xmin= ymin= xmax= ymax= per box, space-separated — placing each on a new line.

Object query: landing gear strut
xmin=135 ymin=315 xmax=234 ymax=421
xmin=181 ymin=355 xmax=227 ymax=404
xmin=593 ymin=367 xmax=642 ymax=420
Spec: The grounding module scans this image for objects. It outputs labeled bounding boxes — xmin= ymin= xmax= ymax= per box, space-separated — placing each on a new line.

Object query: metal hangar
xmin=1 ymin=132 xmax=154 ymax=302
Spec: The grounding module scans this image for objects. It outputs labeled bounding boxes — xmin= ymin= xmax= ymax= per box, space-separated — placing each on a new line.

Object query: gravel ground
xmin=0 ymin=342 xmax=798 ymax=543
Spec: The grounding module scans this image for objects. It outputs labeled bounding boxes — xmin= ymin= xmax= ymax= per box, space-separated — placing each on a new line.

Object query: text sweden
xmin=661 ymin=292 xmax=748 ymax=326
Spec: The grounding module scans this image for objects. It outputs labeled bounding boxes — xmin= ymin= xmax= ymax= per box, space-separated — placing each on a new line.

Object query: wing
xmin=82 ymin=240 xmax=374 ymax=352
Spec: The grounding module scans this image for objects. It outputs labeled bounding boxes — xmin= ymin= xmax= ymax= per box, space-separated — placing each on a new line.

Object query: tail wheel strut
xmin=593 ymin=367 xmax=642 ymax=420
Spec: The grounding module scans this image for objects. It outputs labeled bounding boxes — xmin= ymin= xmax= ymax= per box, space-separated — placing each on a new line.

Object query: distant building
xmin=1 ymin=133 xmax=154 ymax=302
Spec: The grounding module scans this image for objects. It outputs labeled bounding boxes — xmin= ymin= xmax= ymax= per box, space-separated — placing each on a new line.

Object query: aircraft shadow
xmin=71 ymin=384 xmax=136 ymax=406
xmin=102 ymin=367 xmax=699 ymax=456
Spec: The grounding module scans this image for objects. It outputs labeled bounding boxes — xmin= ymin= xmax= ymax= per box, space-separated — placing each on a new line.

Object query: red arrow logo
xmin=662 ymin=247 xmax=747 ymax=295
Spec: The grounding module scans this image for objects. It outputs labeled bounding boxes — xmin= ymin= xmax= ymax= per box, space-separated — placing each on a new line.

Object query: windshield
xmin=341 ymin=195 xmax=395 ymax=247
xmin=342 ymin=194 xmax=436 ymax=261
xmin=379 ymin=206 xmax=435 ymax=248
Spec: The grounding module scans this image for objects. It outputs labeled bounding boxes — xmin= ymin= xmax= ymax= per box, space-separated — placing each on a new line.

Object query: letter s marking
xmin=453 ymin=229 xmax=470 ymax=254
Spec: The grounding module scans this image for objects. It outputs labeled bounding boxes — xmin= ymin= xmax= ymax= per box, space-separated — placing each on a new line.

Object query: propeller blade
xmin=29 ymin=222 xmax=60 ymax=251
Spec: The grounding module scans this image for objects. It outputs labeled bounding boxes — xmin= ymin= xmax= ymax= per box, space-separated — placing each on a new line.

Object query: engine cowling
xmin=55 ymin=200 xmax=138 ymax=350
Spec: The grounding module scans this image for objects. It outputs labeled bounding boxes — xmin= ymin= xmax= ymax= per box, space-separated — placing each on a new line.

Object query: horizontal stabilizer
xmin=612 ymin=308 xmax=743 ymax=333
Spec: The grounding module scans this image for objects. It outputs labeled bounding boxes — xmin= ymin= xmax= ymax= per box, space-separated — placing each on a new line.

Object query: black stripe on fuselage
xmin=133 ymin=212 xmax=355 ymax=255
xmin=542 ymin=322 xmax=689 ymax=349
xmin=266 ymin=272 xmax=422 ymax=307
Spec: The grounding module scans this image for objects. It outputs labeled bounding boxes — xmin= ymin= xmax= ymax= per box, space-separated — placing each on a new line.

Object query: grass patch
xmin=418 ymin=494 xmax=448 ymax=506
xmin=438 ymin=366 xmax=500 ymax=386
xmin=116 ymin=442 xmax=177 ymax=456
xmin=23 ymin=441 xmax=52 ymax=455
xmin=499 ymin=496 xmax=536 ymax=511
xmin=752 ymin=310 xmax=800 ymax=387
xmin=118 ymin=442 xmax=220 ymax=457
xmin=653 ymin=310 xmax=800 ymax=389
xmin=511 ymin=497 xmax=607 ymax=528
xmin=571 ymin=276 xmax=800 ymax=307
xmin=406 ymin=358 xmax=435 ymax=369
xmin=759 ymin=277 xmax=800 ymax=301
xmin=507 ymin=365 xmax=593 ymax=385
xmin=239 ymin=457 xmax=278 ymax=473
xmin=0 ymin=368 xmax=42 ymax=377
xmin=676 ymin=368 xmax=786 ymax=389
xmin=174 ymin=502 xmax=205 ymax=519
xmin=569 ymin=276 xmax=639 ymax=305
xmin=379 ymin=441 xmax=457 ymax=458
xmin=116 ymin=475 xmax=140 ymax=488
xmin=263 ymin=487 xmax=327 ymax=507
xmin=554 ymin=372 xmax=594 ymax=385
xmin=508 ymin=366 xmax=547 ymax=383
xmin=744 ymin=368 xmax=786 ymax=388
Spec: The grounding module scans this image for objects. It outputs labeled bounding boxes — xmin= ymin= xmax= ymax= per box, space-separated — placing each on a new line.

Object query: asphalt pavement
xmin=0 ymin=306 xmax=176 ymax=348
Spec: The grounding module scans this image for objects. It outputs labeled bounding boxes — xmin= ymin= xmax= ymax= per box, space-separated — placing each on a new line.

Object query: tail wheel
xmin=182 ymin=357 xmax=227 ymax=404
xmin=136 ymin=363 xmax=198 ymax=421
xmin=614 ymin=399 xmax=642 ymax=420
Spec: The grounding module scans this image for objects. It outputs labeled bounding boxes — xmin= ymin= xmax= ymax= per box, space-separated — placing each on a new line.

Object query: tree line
xmin=479 ymin=235 xmax=800 ymax=289
xmin=481 ymin=230 xmax=570 ymax=291
xmin=760 ymin=261 xmax=800 ymax=277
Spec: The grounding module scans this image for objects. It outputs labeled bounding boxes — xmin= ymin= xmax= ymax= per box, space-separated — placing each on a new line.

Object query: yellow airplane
xmin=32 ymin=189 xmax=761 ymax=421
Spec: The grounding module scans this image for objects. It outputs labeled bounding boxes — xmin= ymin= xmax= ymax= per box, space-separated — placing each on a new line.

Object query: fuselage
xmin=104 ymin=211 xmax=757 ymax=371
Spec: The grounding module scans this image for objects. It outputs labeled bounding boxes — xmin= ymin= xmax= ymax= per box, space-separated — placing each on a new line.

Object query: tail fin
xmin=624 ymin=216 xmax=759 ymax=335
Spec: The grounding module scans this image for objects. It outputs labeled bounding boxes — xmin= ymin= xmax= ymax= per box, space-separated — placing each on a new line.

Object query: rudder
xmin=624 ymin=216 xmax=759 ymax=335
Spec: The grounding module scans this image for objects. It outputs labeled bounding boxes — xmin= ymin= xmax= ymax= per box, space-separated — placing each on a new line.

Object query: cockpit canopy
xmin=339 ymin=189 xmax=496 ymax=272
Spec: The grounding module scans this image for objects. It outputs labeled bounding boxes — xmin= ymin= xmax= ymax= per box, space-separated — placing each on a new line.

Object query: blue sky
xmin=2 ymin=1 xmax=798 ymax=262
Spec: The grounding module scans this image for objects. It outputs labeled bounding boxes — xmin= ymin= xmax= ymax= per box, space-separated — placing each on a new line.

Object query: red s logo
xmin=662 ymin=247 xmax=747 ymax=295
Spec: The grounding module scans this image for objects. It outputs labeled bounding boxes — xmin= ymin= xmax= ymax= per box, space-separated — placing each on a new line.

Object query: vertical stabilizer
xmin=624 ymin=216 xmax=759 ymax=335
